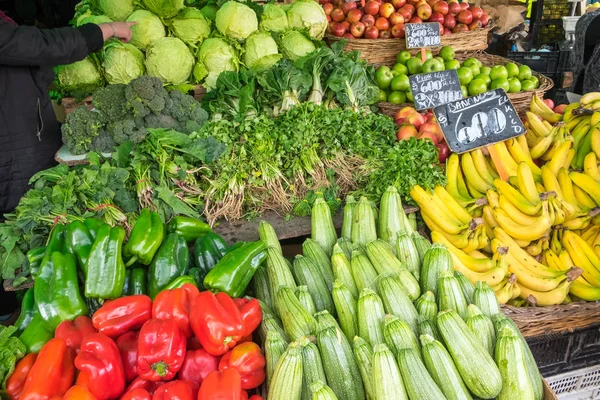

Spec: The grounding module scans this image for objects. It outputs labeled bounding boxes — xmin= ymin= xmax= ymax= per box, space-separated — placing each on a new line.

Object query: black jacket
xmin=0 ymin=20 xmax=103 ymax=215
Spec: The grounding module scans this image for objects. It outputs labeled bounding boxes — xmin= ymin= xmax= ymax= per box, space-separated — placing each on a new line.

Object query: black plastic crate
xmin=527 ymin=325 xmax=600 ymax=377
xmin=531 ymin=0 xmax=572 ymax=21
xmin=535 ymin=22 xmax=566 ymax=45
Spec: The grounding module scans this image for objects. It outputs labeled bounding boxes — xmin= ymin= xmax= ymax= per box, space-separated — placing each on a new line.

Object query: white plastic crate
xmin=562 ymin=16 xmax=580 ymax=41
xmin=546 ymin=364 xmax=600 ymax=399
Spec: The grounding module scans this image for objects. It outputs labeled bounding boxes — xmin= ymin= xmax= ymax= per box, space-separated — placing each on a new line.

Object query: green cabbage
xmin=146 ymin=37 xmax=195 ymax=85
xmin=244 ymin=32 xmax=281 ymax=72
xmin=102 ymin=41 xmax=145 ymax=85
xmin=141 ymin=0 xmax=185 ymax=18
xmin=98 ymin=0 xmax=134 ymax=21
xmin=281 ymin=31 xmax=316 ymax=61
xmin=127 ymin=10 xmax=166 ymax=50
xmin=196 ymin=37 xmax=239 ymax=88
xmin=75 ymin=11 xmax=113 ymax=26
xmin=200 ymin=4 xmax=218 ymax=21
xmin=286 ymin=0 xmax=328 ymax=39
xmin=259 ymin=3 xmax=289 ymax=32
xmin=170 ymin=7 xmax=211 ymax=46
xmin=215 ymin=1 xmax=258 ymax=40
xmin=56 ymin=57 xmax=103 ymax=96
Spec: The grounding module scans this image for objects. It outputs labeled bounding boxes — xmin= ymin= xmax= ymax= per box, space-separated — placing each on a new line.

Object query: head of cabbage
xmin=142 ymin=0 xmax=185 ymax=18
xmin=196 ymin=38 xmax=239 ymax=89
xmin=281 ymin=31 xmax=316 ymax=61
xmin=146 ymin=37 xmax=195 ymax=85
xmin=102 ymin=41 xmax=145 ymax=85
xmin=127 ymin=10 xmax=166 ymax=51
xmin=170 ymin=7 xmax=211 ymax=46
xmin=56 ymin=57 xmax=104 ymax=97
xmin=98 ymin=0 xmax=134 ymax=21
xmin=259 ymin=3 xmax=289 ymax=32
xmin=286 ymin=0 xmax=328 ymax=39
xmin=244 ymin=32 xmax=281 ymax=72
xmin=75 ymin=11 xmax=113 ymax=27
xmin=215 ymin=1 xmax=258 ymax=40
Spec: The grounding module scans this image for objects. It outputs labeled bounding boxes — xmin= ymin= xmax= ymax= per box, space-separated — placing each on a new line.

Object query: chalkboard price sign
xmin=409 ymin=70 xmax=463 ymax=111
xmin=405 ymin=22 xmax=441 ymax=49
xmin=433 ymin=88 xmax=526 ymax=153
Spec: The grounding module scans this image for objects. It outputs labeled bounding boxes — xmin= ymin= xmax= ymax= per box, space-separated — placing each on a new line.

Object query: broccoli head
xmin=61 ymin=106 xmax=106 ymax=155
xmin=92 ymin=84 xmax=127 ymax=122
xmin=124 ymin=76 xmax=170 ymax=118
xmin=144 ymin=113 xmax=181 ymax=130
xmin=107 ymin=119 xmax=148 ymax=145
xmin=164 ymin=90 xmax=209 ymax=133
xmin=90 ymin=131 xmax=117 ymax=153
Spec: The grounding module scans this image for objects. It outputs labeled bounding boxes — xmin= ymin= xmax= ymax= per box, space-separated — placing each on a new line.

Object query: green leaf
xmin=112 ymin=141 xmax=132 ymax=168
xmin=155 ymin=185 xmax=199 ymax=218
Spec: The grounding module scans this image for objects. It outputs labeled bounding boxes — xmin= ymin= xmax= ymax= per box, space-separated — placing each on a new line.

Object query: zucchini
xmin=265 ymin=330 xmax=288 ymax=391
xmin=275 ymin=287 xmax=316 ymax=340
xmin=437 ymin=270 xmax=468 ymax=319
xmin=332 ymin=280 xmax=358 ymax=342
xmin=454 ymin=270 xmax=475 ymax=304
xmin=396 ymin=232 xmax=421 ymax=280
xmin=365 ymin=239 xmax=404 ymax=275
xmin=303 ymin=239 xmax=335 ymax=290
xmin=295 ymin=286 xmax=317 ymax=316
xmin=259 ymin=220 xmax=282 ymax=254
xmin=298 ymin=336 xmax=327 ymax=400
xmin=418 ymin=316 xmax=441 ymax=342
xmin=415 ymin=291 xmax=438 ymax=322
xmin=397 ymin=347 xmax=446 ymax=400
xmin=379 ymin=186 xmax=407 ymax=249
xmin=351 ymin=197 xmax=377 ymax=247
xmin=341 ymin=196 xmax=356 ymax=240
xmin=293 ymin=255 xmax=335 ymax=315
xmin=473 ymin=281 xmax=501 ymax=317
xmin=372 ymin=344 xmax=409 ymax=400
xmin=376 ymin=273 xmax=419 ymax=332
xmin=420 ymin=243 xmax=453 ymax=295
xmin=314 ymin=310 xmax=341 ymax=332
xmin=336 ymin=237 xmax=353 ymax=260
xmin=412 ymin=231 xmax=432 ymax=264
xmin=495 ymin=325 xmax=536 ymax=400
xmin=465 ymin=304 xmax=496 ymax=356
xmin=316 ymin=327 xmax=365 ymax=400
xmin=258 ymin=298 xmax=278 ymax=320
xmin=269 ymin=341 xmax=303 ymax=400
xmin=383 ymin=314 xmax=421 ymax=358
xmin=407 ymin=213 xmax=417 ymax=232
xmin=437 ymin=310 xmax=502 ymax=399
xmin=331 ymin=244 xmax=359 ymax=299
xmin=350 ymin=250 xmax=379 ymax=292
xmin=312 ymin=197 xmax=338 ymax=257
xmin=310 ymin=381 xmax=339 ymax=400
xmin=267 ymin=246 xmax=297 ymax=313
xmin=357 ymin=288 xmax=385 ymax=346
xmin=253 ymin=265 xmax=273 ymax=312
xmin=420 ymin=334 xmax=472 ymax=400
xmin=257 ymin=315 xmax=288 ymax=345
xmin=352 ymin=337 xmax=374 ymax=400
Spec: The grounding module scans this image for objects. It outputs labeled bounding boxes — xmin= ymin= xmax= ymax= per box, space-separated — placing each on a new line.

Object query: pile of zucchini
xmin=253 ymin=187 xmax=543 ymax=400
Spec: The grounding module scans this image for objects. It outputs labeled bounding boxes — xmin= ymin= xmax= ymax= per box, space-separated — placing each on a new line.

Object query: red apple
xmin=417 ymin=3 xmax=432 ymax=19
xmin=327 ymin=14 xmax=332 ymax=22
xmin=554 ymin=104 xmax=567 ymax=114
xmin=361 ymin=13 xmax=376 ymax=27
xmin=448 ymin=1 xmax=460 ymax=15
xmin=341 ymin=20 xmax=351 ymax=31
xmin=427 ymin=0 xmax=440 ymax=6
xmin=323 ymin=3 xmax=334 ymax=15
xmin=319 ymin=0 xmax=330 ymax=4
xmin=389 ymin=11 xmax=405 ymax=25
xmin=399 ymin=4 xmax=415 ymax=19
xmin=331 ymin=8 xmax=346 ymax=22
xmin=391 ymin=0 xmax=407 ymax=9
xmin=437 ymin=140 xmax=450 ymax=163
xmin=543 ymin=99 xmax=555 ymax=109
xmin=397 ymin=124 xmax=419 ymax=141
xmin=365 ymin=26 xmax=380 ymax=38
xmin=405 ymin=112 xmax=426 ymax=129
xmin=380 ymin=29 xmax=392 ymax=38
xmin=470 ymin=6 xmax=483 ymax=19
xmin=364 ymin=0 xmax=381 ymax=15
xmin=420 ymin=122 xmax=442 ymax=134
xmin=433 ymin=0 xmax=449 ymax=15
xmin=468 ymin=18 xmax=482 ymax=30
xmin=443 ymin=27 xmax=451 ymax=34
xmin=380 ymin=2 xmax=395 ymax=18
xmin=409 ymin=16 xmax=423 ymax=23
xmin=452 ymin=23 xmax=468 ymax=33
xmin=419 ymin=130 xmax=440 ymax=144
xmin=341 ymin=1 xmax=357 ymax=14
xmin=395 ymin=106 xmax=418 ymax=120
xmin=428 ymin=11 xmax=444 ymax=24
xmin=350 ymin=21 xmax=366 ymax=37
xmin=443 ymin=13 xmax=456 ymax=29
xmin=479 ymin=12 xmax=489 ymax=27
xmin=391 ymin=22 xmax=406 ymax=37
xmin=375 ymin=16 xmax=390 ymax=30
xmin=347 ymin=8 xmax=363 ymax=23
xmin=343 ymin=32 xmax=355 ymax=38
xmin=330 ymin=22 xmax=347 ymax=36
xmin=416 ymin=0 xmax=428 ymax=6
xmin=457 ymin=9 xmax=472 ymax=24
xmin=459 ymin=1 xmax=469 ymax=10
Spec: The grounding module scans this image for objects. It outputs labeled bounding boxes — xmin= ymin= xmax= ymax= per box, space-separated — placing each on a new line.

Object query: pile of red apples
xmin=394 ymin=106 xmax=451 ymax=162
xmin=323 ymin=0 xmax=490 ymax=39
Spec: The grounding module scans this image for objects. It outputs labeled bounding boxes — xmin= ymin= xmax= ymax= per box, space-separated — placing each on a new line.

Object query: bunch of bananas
xmin=563 ymin=94 xmax=600 ymax=170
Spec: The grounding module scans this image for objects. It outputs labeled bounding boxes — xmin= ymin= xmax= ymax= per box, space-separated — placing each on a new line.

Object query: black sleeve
xmin=0 ymin=20 xmax=103 ymax=67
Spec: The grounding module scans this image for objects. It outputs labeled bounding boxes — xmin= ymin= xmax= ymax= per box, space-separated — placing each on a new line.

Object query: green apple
xmin=480 ymin=66 xmax=492 ymax=76
xmin=379 ymin=89 xmax=387 ymax=102
xmin=396 ymin=50 xmax=412 ymax=65
xmin=457 ymin=67 xmax=473 ymax=86
xmin=474 ymin=73 xmax=491 ymax=86
xmin=508 ymin=77 xmax=522 ymax=93
xmin=468 ymin=79 xmax=488 ymax=96
xmin=529 ymin=75 xmax=540 ymax=88
xmin=490 ymin=65 xmax=509 ymax=81
xmin=521 ymin=79 xmax=536 ymax=91
xmin=388 ymin=91 xmax=407 ymax=104
xmin=468 ymin=64 xmax=480 ymax=78
xmin=518 ymin=65 xmax=533 ymax=81
xmin=463 ymin=57 xmax=479 ymax=68
xmin=425 ymin=50 xmax=433 ymax=60
xmin=407 ymin=58 xmax=423 ymax=75
xmin=392 ymin=63 xmax=409 ymax=76
xmin=375 ymin=65 xmax=394 ymax=89
xmin=423 ymin=59 xmax=443 ymax=73
xmin=445 ymin=59 xmax=461 ymax=70
xmin=439 ymin=46 xmax=455 ymax=62
xmin=491 ymin=77 xmax=510 ymax=92
xmin=461 ymin=85 xmax=468 ymax=98
xmin=391 ymin=74 xmax=410 ymax=92
xmin=434 ymin=57 xmax=446 ymax=69
xmin=407 ymin=89 xmax=414 ymax=102
xmin=505 ymin=62 xmax=519 ymax=78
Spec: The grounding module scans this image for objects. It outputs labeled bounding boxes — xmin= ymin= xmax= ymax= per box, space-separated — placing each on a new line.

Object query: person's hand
xmin=99 ymin=22 xmax=137 ymax=43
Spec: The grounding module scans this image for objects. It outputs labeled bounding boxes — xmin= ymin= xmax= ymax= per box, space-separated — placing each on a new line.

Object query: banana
xmin=531 ymin=94 xmax=562 ymax=123
xmin=580 ymin=92 xmax=600 ymax=106
xmin=516 ymin=134 xmax=530 ymax=153
xmin=574 ymin=185 xmax=598 ymax=209
xmin=492 ymin=202 xmax=551 ymax=242
xmin=563 ymin=102 xmax=581 ymax=123
xmin=592 ymin=112 xmax=600 ymax=126
xmin=574 ymin=127 xmax=594 ymax=170
xmin=541 ymin=125 xmax=571 ymax=162
xmin=563 ymin=215 xmax=592 ymax=230
xmin=541 ymin=165 xmax=565 ymax=200
xmin=550 ymin=227 xmax=563 ymax=255
xmin=525 ymin=239 xmax=545 ymax=257
xmin=545 ymin=140 xmax=572 ymax=177
xmin=516 ymin=278 xmax=574 ymax=306
xmin=474 ymin=225 xmax=490 ymax=250
xmin=570 ymin=172 xmax=600 ymax=206
xmin=527 ymin=112 xmax=552 ymax=137
xmin=504 ymin=251 xmax=570 ymax=292
xmin=493 ymin=179 xmax=542 ymax=216
xmin=456 ymin=162 xmax=473 ymax=200
xmin=431 ymin=231 xmax=495 ymax=272
xmin=549 ymin=197 xmax=566 ymax=225
xmin=545 ymin=249 xmax=566 ymax=271
xmin=506 ymin=138 xmax=543 ymax=178
xmin=495 ymin=274 xmax=517 ymax=304
xmin=498 ymin=195 xmax=540 ymax=225
xmin=581 ymin=224 xmax=600 ymax=244
xmin=566 ymin=115 xmax=589 ymax=132
xmin=466 ymin=180 xmax=486 ymax=200
xmin=530 ymin=129 xmax=557 ymax=160
xmin=422 ymin=212 xmax=471 ymax=248
xmin=461 ymin=153 xmax=493 ymax=193
xmin=517 ymin=162 xmax=541 ymax=205
xmin=543 ymin=120 xmax=554 ymax=131
xmin=572 ymin=121 xmax=592 ymax=150
xmin=564 ymin=148 xmax=576 ymax=170
xmin=584 ymin=152 xmax=600 ymax=182
xmin=485 ymin=190 xmax=499 ymax=208
xmin=432 ymin=186 xmax=473 ymax=225
xmin=446 ymin=153 xmax=473 ymax=203
xmin=450 ymin=249 xmax=508 ymax=287
xmin=591 ymin=128 xmax=600 ymax=159
xmin=491 ymin=141 xmax=519 ymax=178
xmin=481 ymin=205 xmax=497 ymax=239
xmin=557 ymin=168 xmax=587 ymax=212
xmin=491 ymin=275 xmax=510 ymax=291
xmin=569 ymin=278 xmax=600 ymax=301
xmin=562 ymin=230 xmax=600 ymax=287
xmin=470 ymin=148 xmax=498 ymax=185
xmin=526 ymin=129 xmax=542 ymax=147
xmin=411 ymin=187 xmax=468 ymax=235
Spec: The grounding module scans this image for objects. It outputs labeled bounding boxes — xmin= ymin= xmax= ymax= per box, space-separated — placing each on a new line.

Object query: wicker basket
xmin=326 ymin=23 xmax=495 ymax=67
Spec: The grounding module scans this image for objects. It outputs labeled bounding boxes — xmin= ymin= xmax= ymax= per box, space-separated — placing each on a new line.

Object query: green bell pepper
xmin=167 ymin=216 xmax=211 ymax=242
xmin=188 ymin=268 xmax=202 ymax=288
xmin=85 ymin=224 xmax=126 ymax=300
xmin=18 ymin=313 xmax=53 ymax=353
xmin=148 ymin=233 xmax=189 ymax=299
xmin=124 ymin=209 xmax=165 ymax=266
xmin=203 ymin=241 xmax=267 ymax=298
xmin=34 ymin=252 xmax=88 ymax=331
xmin=163 ymin=275 xmax=197 ymax=291
xmin=84 ymin=218 xmax=105 ymax=240
xmin=193 ymin=232 xmax=229 ymax=288
xmin=26 ymin=246 xmax=46 ymax=278
xmin=128 ymin=268 xmax=147 ymax=295
xmin=31 ymin=224 xmax=65 ymax=279
xmin=13 ymin=288 xmax=35 ymax=335
xmin=65 ymin=220 xmax=95 ymax=275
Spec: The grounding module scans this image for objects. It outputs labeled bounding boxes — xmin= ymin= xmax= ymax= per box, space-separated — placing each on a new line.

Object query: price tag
xmin=433 ymin=88 xmax=526 ymax=154
xmin=409 ymin=70 xmax=463 ymax=111
xmin=405 ymin=22 xmax=441 ymax=49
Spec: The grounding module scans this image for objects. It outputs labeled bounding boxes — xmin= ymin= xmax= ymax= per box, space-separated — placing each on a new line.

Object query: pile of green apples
xmin=375 ymin=45 xmax=539 ymax=104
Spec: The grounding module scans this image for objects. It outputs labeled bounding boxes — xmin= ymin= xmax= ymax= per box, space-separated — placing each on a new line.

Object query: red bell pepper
xmin=197 ymin=369 xmax=242 ymax=400
xmin=137 ymin=318 xmax=186 ymax=382
xmin=55 ymin=316 xmax=97 ymax=354
xmin=190 ymin=292 xmax=244 ymax=356
xmin=20 ymin=338 xmax=75 ymax=400
xmin=233 ymin=297 xmax=262 ymax=337
xmin=151 ymin=380 xmax=198 ymax=400
xmin=74 ymin=333 xmax=126 ymax=400
xmin=125 ymin=377 xmax=163 ymax=395
xmin=92 ymin=295 xmax=152 ymax=338
xmin=152 ymin=283 xmax=199 ymax=338
xmin=5 ymin=353 xmax=37 ymax=400
xmin=116 ymin=331 xmax=139 ymax=383
xmin=177 ymin=349 xmax=220 ymax=386
xmin=60 ymin=385 xmax=98 ymax=400
xmin=120 ymin=389 xmax=151 ymax=400
xmin=249 ymin=396 xmax=263 ymax=400
xmin=218 ymin=342 xmax=266 ymax=390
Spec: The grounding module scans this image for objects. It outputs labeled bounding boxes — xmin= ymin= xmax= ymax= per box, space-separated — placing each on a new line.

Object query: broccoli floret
xmin=165 ymin=90 xmax=209 ymax=133
xmin=90 ymin=131 xmax=117 ymax=153
xmin=61 ymin=106 xmax=105 ymax=155
xmin=144 ymin=113 xmax=180 ymax=130
xmin=92 ymin=84 xmax=127 ymax=121
xmin=124 ymin=76 xmax=169 ymax=118
xmin=107 ymin=119 xmax=147 ymax=144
